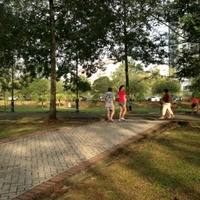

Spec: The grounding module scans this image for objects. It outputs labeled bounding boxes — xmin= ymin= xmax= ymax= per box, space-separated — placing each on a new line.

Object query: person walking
xmin=128 ymin=98 xmax=133 ymax=112
xmin=118 ymin=85 xmax=127 ymax=121
xmin=191 ymin=96 xmax=199 ymax=114
xmin=103 ymin=87 xmax=115 ymax=122
xmin=159 ymin=89 xmax=175 ymax=119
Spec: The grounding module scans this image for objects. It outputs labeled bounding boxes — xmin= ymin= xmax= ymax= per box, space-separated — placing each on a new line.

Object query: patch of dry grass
xmin=0 ymin=116 xmax=100 ymax=139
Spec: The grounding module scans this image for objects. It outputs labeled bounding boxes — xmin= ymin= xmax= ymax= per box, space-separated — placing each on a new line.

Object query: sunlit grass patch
xmin=0 ymin=116 xmax=100 ymax=139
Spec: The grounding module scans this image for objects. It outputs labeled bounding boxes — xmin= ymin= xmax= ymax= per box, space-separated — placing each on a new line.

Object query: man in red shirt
xmin=159 ymin=89 xmax=175 ymax=119
xmin=191 ymin=96 xmax=199 ymax=114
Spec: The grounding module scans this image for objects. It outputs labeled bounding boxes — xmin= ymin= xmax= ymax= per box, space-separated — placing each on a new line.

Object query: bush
xmin=92 ymin=94 xmax=99 ymax=105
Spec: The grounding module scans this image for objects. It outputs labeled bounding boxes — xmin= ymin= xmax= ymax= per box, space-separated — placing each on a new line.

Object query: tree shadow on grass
xmin=123 ymin=126 xmax=200 ymax=200
xmin=57 ymin=122 xmax=200 ymax=200
xmin=155 ymin=131 xmax=200 ymax=167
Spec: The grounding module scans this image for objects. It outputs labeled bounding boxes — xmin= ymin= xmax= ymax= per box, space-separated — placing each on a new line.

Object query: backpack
xmin=105 ymin=93 xmax=113 ymax=103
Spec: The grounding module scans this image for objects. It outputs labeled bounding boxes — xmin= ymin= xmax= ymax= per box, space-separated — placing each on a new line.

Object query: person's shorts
xmin=191 ymin=103 xmax=196 ymax=108
xmin=106 ymin=104 xmax=114 ymax=111
xmin=118 ymin=102 xmax=125 ymax=107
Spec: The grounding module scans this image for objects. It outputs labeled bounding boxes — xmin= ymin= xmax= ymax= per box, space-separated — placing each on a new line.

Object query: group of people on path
xmin=103 ymin=85 xmax=200 ymax=122
xmin=160 ymin=92 xmax=200 ymax=117
xmin=103 ymin=85 xmax=127 ymax=122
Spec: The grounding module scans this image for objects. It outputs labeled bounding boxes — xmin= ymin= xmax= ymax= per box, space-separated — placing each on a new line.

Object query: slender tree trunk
xmin=124 ymin=41 xmax=129 ymax=99
xmin=123 ymin=0 xmax=129 ymax=102
xmin=49 ymin=0 xmax=57 ymax=119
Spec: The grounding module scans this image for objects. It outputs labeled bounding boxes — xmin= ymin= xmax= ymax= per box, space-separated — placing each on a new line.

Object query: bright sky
xmin=89 ymin=61 xmax=121 ymax=82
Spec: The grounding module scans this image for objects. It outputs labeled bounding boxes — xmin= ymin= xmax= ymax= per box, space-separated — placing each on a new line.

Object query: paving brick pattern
xmin=0 ymin=119 xmax=163 ymax=200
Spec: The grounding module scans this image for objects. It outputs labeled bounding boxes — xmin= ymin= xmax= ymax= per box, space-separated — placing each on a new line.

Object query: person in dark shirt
xmin=191 ymin=96 xmax=199 ymax=114
xmin=159 ymin=89 xmax=175 ymax=119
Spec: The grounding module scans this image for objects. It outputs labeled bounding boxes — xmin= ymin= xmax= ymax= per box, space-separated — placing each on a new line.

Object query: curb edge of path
xmin=13 ymin=121 xmax=174 ymax=200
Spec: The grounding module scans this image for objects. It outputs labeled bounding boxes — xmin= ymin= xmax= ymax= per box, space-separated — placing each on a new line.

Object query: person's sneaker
xmin=109 ymin=119 xmax=114 ymax=122
xmin=159 ymin=116 xmax=165 ymax=120
xmin=121 ymin=117 xmax=125 ymax=121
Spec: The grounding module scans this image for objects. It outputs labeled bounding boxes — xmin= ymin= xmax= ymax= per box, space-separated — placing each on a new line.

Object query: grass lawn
xmin=0 ymin=116 xmax=101 ymax=139
xmin=56 ymin=121 xmax=200 ymax=200
xmin=0 ymin=101 xmax=199 ymax=199
xmin=0 ymin=100 xmax=193 ymax=140
xmin=0 ymin=100 xmax=192 ymax=113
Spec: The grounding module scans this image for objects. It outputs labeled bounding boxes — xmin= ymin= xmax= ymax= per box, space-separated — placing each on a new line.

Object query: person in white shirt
xmin=103 ymin=87 xmax=115 ymax=122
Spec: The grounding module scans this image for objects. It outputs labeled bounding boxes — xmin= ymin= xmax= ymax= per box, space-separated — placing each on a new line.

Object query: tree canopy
xmin=152 ymin=78 xmax=181 ymax=95
xmin=165 ymin=0 xmax=200 ymax=78
xmin=1 ymin=0 xmax=196 ymax=118
xmin=92 ymin=76 xmax=112 ymax=95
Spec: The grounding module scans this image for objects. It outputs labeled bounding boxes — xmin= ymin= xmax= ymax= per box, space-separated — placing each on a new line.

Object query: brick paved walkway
xmin=0 ymin=118 xmax=166 ymax=200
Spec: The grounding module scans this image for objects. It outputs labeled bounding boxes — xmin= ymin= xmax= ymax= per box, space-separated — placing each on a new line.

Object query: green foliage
xmin=0 ymin=3 xmax=22 ymax=63
xmin=92 ymin=76 xmax=112 ymax=95
xmin=192 ymin=91 xmax=200 ymax=99
xmin=56 ymin=81 xmax=65 ymax=94
xmin=181 ymin=90 xmax=192 ymax=101
xmin=165 ymin=0 xmax=200 ymax=78
xmin=152 ymin=78 xmax=181 ymax=95
xmin=63 ymin=75 xmax=91 ymax=94
xmin=1 ymin=0 xmax=185 ymax=117
xmin=129 ymin=75 xmax=149 ymax=101
xmin=27 ymin=79 xmax=50 ymax=101
xmin=38 ymin=95 xmax=48 ymax=102
xmin=108 ymin=0 xmax=167 ymax=65
xmin=190 ymin=77 xmax=200 ymax=97
xmin=111 ymin=63 xmax=148 ymax=100
xmin=56 ymin=93 xmax=65 ymax=101
xmin=111 ymin=64 xmax=126 ymax=90
xmin=56 ymin=0 xmax=115 ymax=78
xmin=91 ymin=94 xmax=99 ymax=105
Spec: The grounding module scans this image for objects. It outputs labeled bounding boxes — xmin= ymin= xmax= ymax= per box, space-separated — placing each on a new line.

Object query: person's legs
xmin=166 ymin=109 xmax=171 ymax=118
xmin=122 ymin=105 xmax=127 ymax=118
xmin=197 ymin=103 xmax=200 ymax=113
xmin=119 ymin=106 xmax=123 ymax=120
xmin=109 ymin=106 xmax=115 ymax=121
xmin=191 ymin=104 xmax=195 ymax=114
xmin=110 ymin=109 xmax=115 ymax=120
xmin=162 ymin=104 xmax=167 ymax=115
xmin=166 ymin=103 xmax=175 ymax=118
xmin=160 ymin=103 xmax=168 ymax=119
xmin=107 ymin=108 xmax=111 ymax=121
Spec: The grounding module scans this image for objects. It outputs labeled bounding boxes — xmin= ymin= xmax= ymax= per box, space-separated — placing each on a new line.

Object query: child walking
xmin=103 ymin=87 xmax=115 ymax=122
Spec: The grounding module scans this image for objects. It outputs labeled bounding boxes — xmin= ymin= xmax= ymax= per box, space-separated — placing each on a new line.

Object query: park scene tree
xmin=1 ymin=2 xmax=200 ymax=200
xmin=0 ymin=0 xmax=199 ymax=117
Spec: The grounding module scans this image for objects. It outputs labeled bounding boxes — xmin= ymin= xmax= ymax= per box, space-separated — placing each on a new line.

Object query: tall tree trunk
xmin=123 ymin=0 xmax=129 ymax=101
xmin=49 ymin=0 xmax=57 ymax=119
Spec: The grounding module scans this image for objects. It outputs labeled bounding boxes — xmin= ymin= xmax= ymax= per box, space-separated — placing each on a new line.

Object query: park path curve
xmin=1 ymin=119 xmax=166 ymax=200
